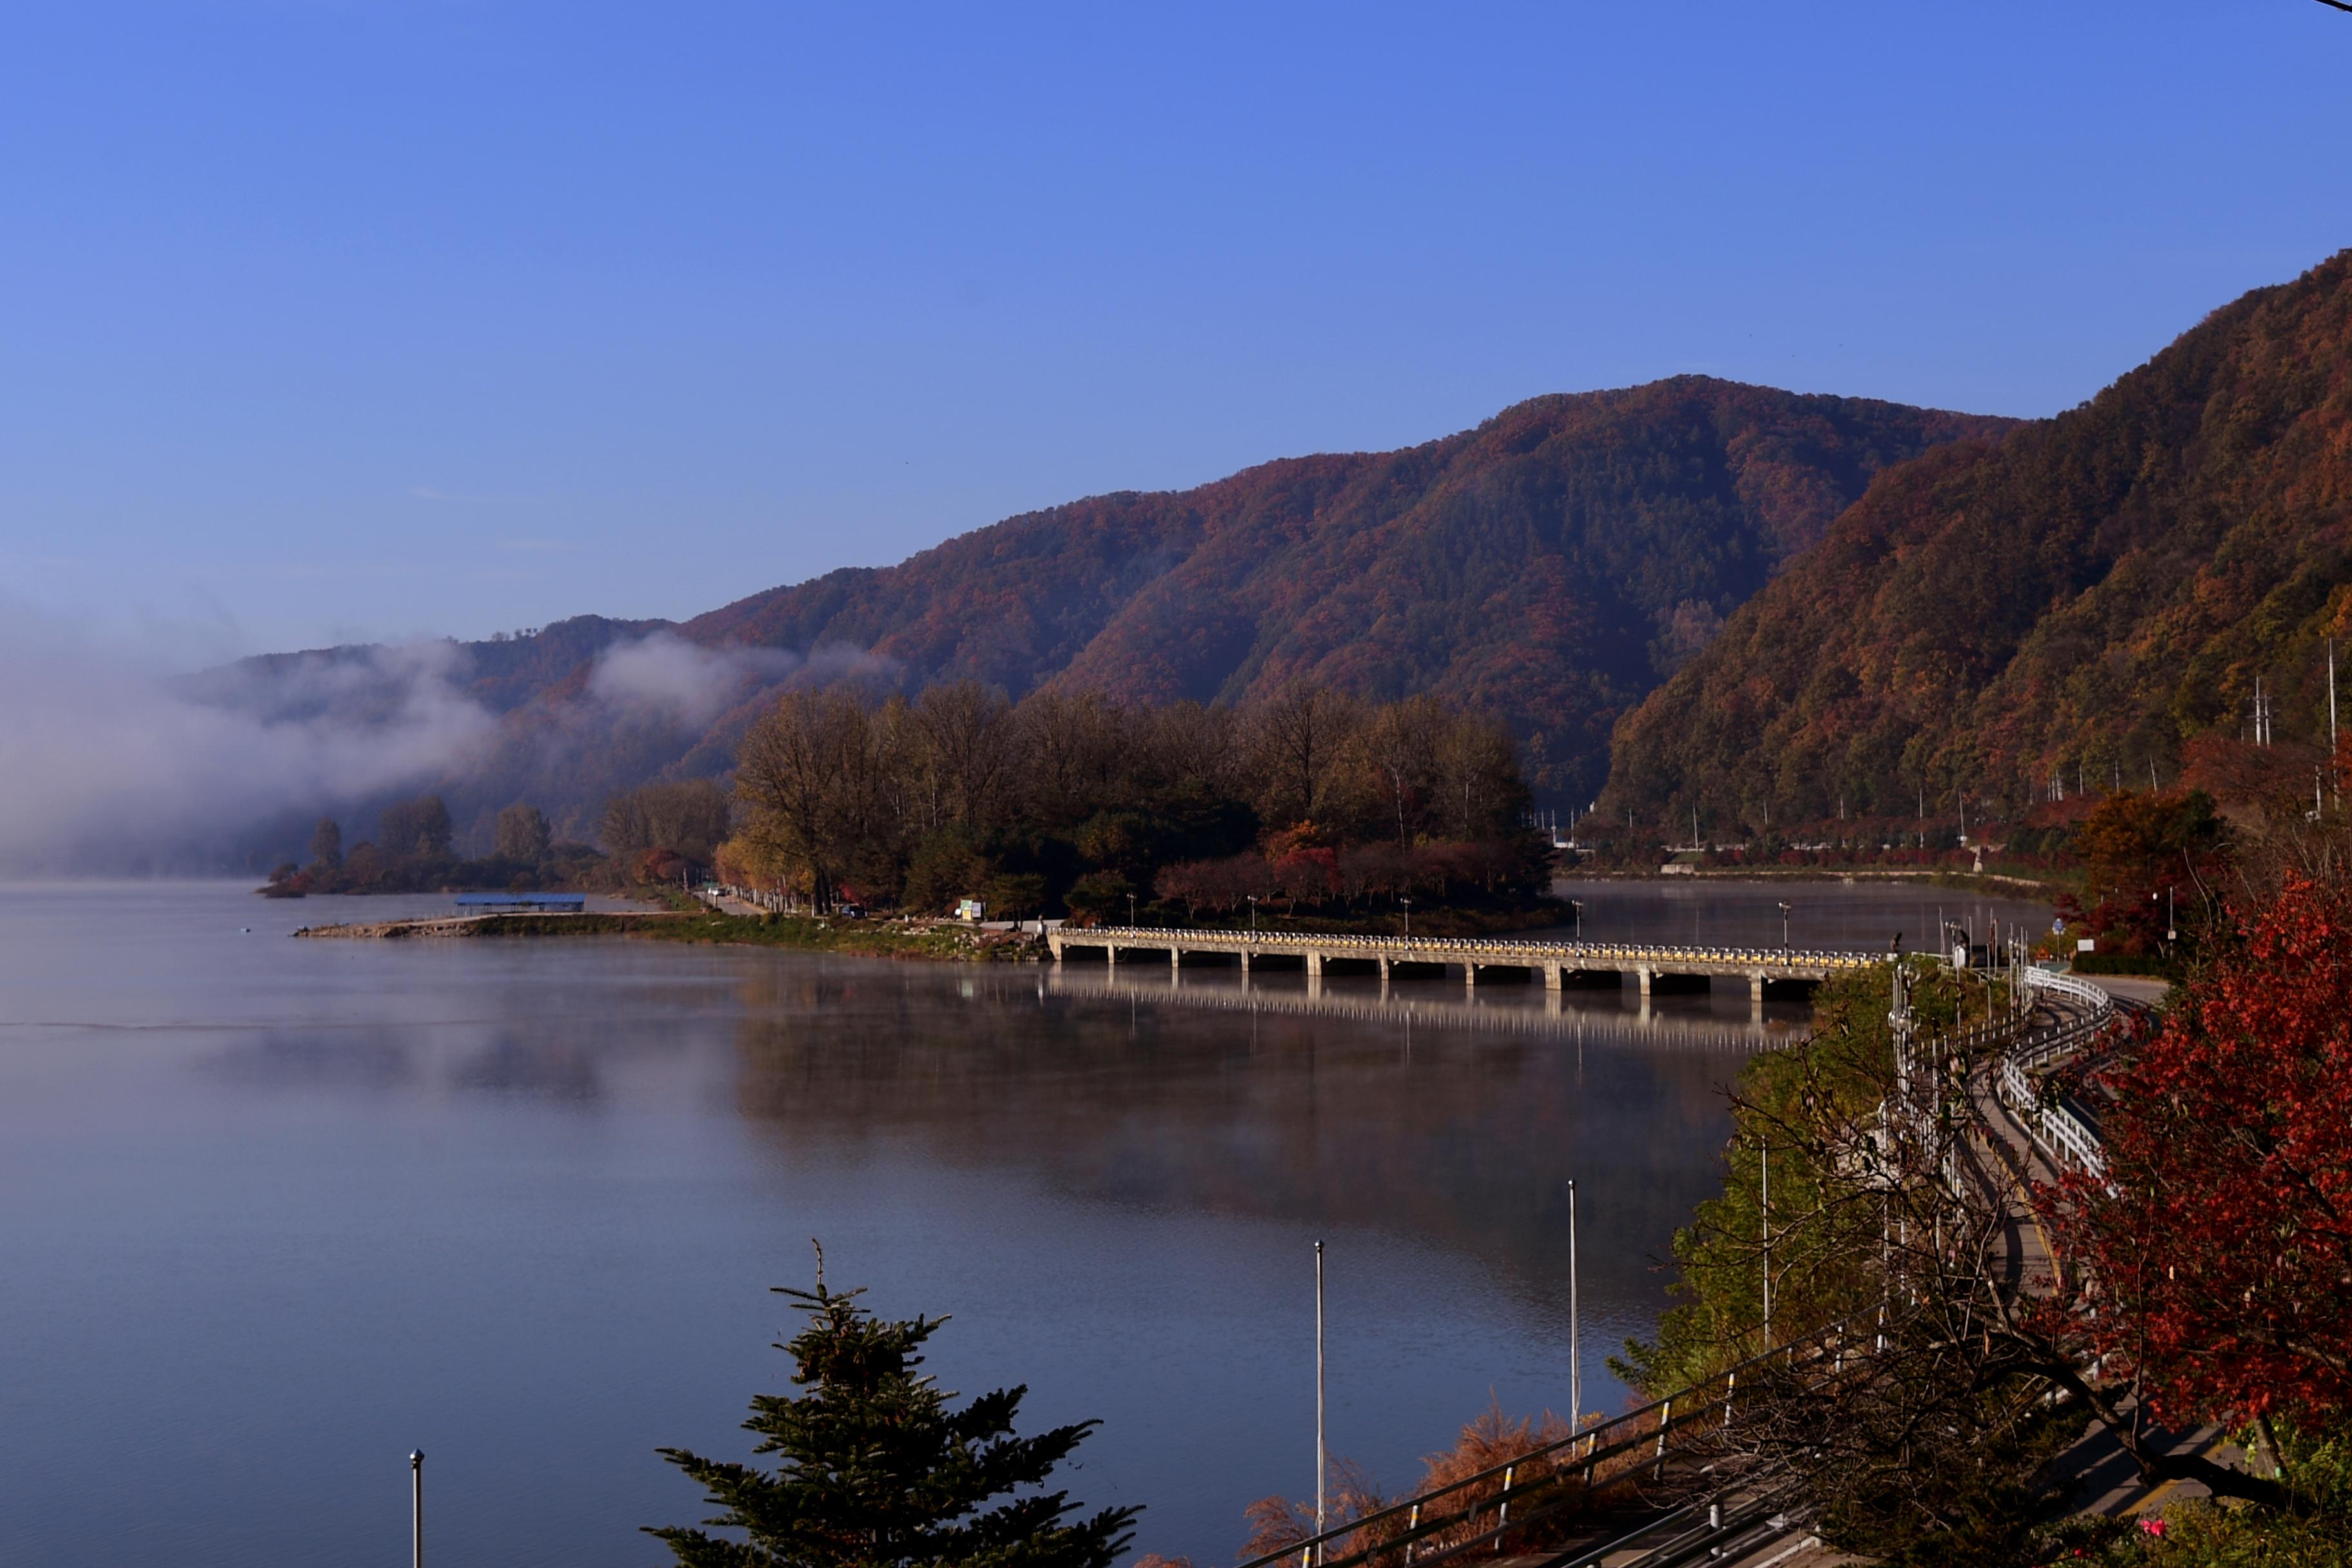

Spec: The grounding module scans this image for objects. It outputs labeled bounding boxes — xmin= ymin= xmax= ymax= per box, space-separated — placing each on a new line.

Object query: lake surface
xmin=0 ymin=878 xmax=2049 ymax=1566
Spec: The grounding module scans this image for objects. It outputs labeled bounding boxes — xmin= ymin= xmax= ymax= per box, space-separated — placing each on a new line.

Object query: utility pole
xmin=1567 ymin=1180 xmax=1582 ymax=1426
xmin=1760 ymin=1139 xmax=1772 ymax=1347
xmin=1313 ymin=1241 xmax=1326 ymax=1562
xmin=411 ymin=1451 xmax=424 ymax=1568
xmin=2332 ymin=640 xmax=2341 ymax=805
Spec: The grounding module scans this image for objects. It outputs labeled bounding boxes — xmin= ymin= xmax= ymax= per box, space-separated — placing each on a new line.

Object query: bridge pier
xmin=1239 ymin=949 xmax=1250 ymax=975
xmin=1171 ymin=946 xmax=1181 ymax=974
xmin=1637 ymin=967 xmax=1653 ymax=1001
xmin=1104 ymin=945 xmax=1116 ymax=970
xmin=1543 ymin=961 xmax=1563 ymax=991
xmin=1377 ymin=957 xmax=1391 ymax=985
xmin=1462 ymin=962 xmax=1476 ymax=988
xmin=1305 ymin=951 xmax=1323 ymax=980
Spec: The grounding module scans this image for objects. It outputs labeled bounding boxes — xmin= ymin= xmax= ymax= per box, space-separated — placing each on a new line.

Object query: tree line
xmin=723 ymin=681 xmax=1544 ymax=921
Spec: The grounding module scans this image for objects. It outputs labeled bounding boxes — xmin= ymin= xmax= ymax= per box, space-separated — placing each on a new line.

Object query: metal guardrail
xmin=1231 ymin=1324 xmax=1861 ymax=1568
xmin=1997 ymin=970 xmax=2118 ymax=1178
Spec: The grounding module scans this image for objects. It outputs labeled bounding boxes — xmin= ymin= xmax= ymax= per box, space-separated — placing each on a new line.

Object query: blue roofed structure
xmin=453 ymin=892 xmax=586 ymax=912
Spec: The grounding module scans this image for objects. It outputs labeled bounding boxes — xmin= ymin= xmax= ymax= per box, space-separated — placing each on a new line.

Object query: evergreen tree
xmin=649 ymin=1257 xmax=1139 ymax=1568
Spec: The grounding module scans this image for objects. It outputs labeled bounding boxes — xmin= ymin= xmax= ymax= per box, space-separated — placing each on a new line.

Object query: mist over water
xmin=0 ymin=614 xmax=868 ymax=872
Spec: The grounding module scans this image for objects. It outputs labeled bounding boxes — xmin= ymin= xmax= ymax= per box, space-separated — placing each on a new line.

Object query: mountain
xmin=209 ymin=380 xmax=2005 ymax=853
xmin=1600 ymin=252 xmax=2352 ymax=831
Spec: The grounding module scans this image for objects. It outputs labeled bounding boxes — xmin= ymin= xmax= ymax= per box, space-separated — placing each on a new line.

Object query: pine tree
xmin=649 ymin=1255 xmax=1139 ymax=1568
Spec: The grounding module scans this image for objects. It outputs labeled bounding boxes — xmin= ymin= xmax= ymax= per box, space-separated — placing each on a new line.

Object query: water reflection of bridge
xmin=1039 ymin=966 xmax=1801 ymax=1050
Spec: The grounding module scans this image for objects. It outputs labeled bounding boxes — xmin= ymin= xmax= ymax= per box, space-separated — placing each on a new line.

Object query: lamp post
xmin=1569 ymin=898 xmax=1583 ymax=943
xmin=1567 ymin=1179 xmax=1581 ymax=1427
xmin=1127 ymin=892 xmax=1137 ymax=927
xmin=1247 ymin=895 xmax=1258 ymax=933
xmin=1314 ymin=1240 xmax=1326 ymax=1563
xmin=410 ymin=1451 xmax=424 ymax=1568
xmin=1400 ymin=896 xmax=1411 ymax=938
xmin=1776 ymin=901 xmax=1792 ymax=949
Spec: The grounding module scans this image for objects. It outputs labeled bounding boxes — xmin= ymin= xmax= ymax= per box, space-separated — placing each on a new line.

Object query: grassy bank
xmin=459 ymin=910 xmax=1039 ymax=961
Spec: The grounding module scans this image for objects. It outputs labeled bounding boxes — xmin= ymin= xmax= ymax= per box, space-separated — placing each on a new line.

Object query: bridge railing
xmin=1231 ymin=1322 xmax=1863 ymax=1568
xmin=1062 ymin=926 xmax=1882 ymax=968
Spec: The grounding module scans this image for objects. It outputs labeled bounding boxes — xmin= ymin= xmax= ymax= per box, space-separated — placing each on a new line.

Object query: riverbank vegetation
xmin=1596 ymin=872 xmax=2352 ymax=1564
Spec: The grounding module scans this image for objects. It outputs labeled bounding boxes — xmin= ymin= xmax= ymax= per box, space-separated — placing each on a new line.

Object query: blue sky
xmin=2 ymin=1 xmax=2347 ymax=658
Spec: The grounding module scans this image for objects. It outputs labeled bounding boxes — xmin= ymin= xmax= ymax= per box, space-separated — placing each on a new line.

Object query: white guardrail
xmin=1999 ymin=968 xmax=2117 ymax=1178
xmin=1074 ymin=926 xmax=1880 ymax=969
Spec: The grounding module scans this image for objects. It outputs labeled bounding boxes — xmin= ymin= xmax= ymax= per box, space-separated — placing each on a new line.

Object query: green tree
xmin=378 ymin=794 xmax=453 ymax=859
xmin=495 ymin=801 xmax=553 ymax=862
xmin=649 ymin=1264 xmax=1138 ymax=1568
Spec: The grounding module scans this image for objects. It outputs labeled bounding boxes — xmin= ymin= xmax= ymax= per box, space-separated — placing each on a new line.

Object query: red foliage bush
xmin=2049 ymin=873 xmax=2352 ymax=1427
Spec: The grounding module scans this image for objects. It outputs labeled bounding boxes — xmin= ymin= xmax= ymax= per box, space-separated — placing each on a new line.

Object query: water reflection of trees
xmin=725 ymin=966 xmax=1758 ymax=1296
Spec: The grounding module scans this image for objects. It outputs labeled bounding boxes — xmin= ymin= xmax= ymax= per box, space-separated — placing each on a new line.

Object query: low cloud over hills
xmin=146 ymin=378 xmax=1999 ymax=865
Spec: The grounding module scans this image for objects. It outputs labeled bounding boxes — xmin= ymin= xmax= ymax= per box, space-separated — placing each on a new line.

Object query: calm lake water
xmin=0 ymin=878 xmax=2048 ymax=1566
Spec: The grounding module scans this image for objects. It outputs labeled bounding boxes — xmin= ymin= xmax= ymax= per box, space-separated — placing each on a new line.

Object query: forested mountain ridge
xmin=1601 ymin=251 xmax=2352 ymax=831
xmin=676 ymin=378 xmax=2005 ymax=803
xmin=218 ymin=378 xmax=2002 ymax=852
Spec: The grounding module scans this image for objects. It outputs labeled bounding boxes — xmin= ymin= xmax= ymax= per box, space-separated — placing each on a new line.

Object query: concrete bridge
xmin=1044 ymin=924 xmax=1882 ymax=1006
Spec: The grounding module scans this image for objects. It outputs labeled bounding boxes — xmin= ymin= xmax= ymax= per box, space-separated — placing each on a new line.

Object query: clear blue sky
xmin=3 ymin=1 xmax=2346 ymax=658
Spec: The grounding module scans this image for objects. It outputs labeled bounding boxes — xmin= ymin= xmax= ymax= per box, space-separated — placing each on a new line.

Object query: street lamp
xmin=1569 ymin=898 xmax=1583 ymax=943
xmin=1400 ymin=896 xmax=1411 ymax=938
xmin=1127 ymin=892 xmax=1137 ymax=927
xmin=1247 ymin=894 xmax=1258 ymax=933
xmin=1776 ymin=901 xmax=1792 ymax=948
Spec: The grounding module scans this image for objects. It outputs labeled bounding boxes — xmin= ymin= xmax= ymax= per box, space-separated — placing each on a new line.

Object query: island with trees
xmin=268 ymin=680 xmax=1558 ymax=958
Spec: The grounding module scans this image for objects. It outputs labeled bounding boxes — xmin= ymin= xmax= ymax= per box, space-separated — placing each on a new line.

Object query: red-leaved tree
xmin=2048 ymin=872 xmax=2352 ymax=1429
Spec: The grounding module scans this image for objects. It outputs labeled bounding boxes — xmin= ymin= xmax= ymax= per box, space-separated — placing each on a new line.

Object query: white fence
xmin=1997 ymin=968 xmax=2117 ymax=1178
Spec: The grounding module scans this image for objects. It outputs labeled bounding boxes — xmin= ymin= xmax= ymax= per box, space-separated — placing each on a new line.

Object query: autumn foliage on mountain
xmin=1603 ymin=251 xmax=2352 ymax=832
xmin=215 ymin=382 xmax=1999 ymax=854
xmin=690 ymin=380 xmax=1999 ymax=808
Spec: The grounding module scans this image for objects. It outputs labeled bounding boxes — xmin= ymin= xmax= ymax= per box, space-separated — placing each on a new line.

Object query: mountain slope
xmin=677 ymin=378 xmax=2004 ymax=803
xmin=210 ymin=380 xmax=2004 ymax=852
xmin=1601 ymin=252 xmax=2352 ymax=829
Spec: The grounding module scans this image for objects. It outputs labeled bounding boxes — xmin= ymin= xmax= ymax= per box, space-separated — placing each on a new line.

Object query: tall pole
xmin=2332 ymin=640 xmax=2340 ymax=805
xmin=1313 ymin=1241 xmax=1327 ymax=1560
xmin=1567 ymin=1180 xmax=1582 ymax=1425
xmin=1759 ymin=1141 xmax=1772 ymax=1347
xmin=411 ymin=1450 xmax=424 ymax=1568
